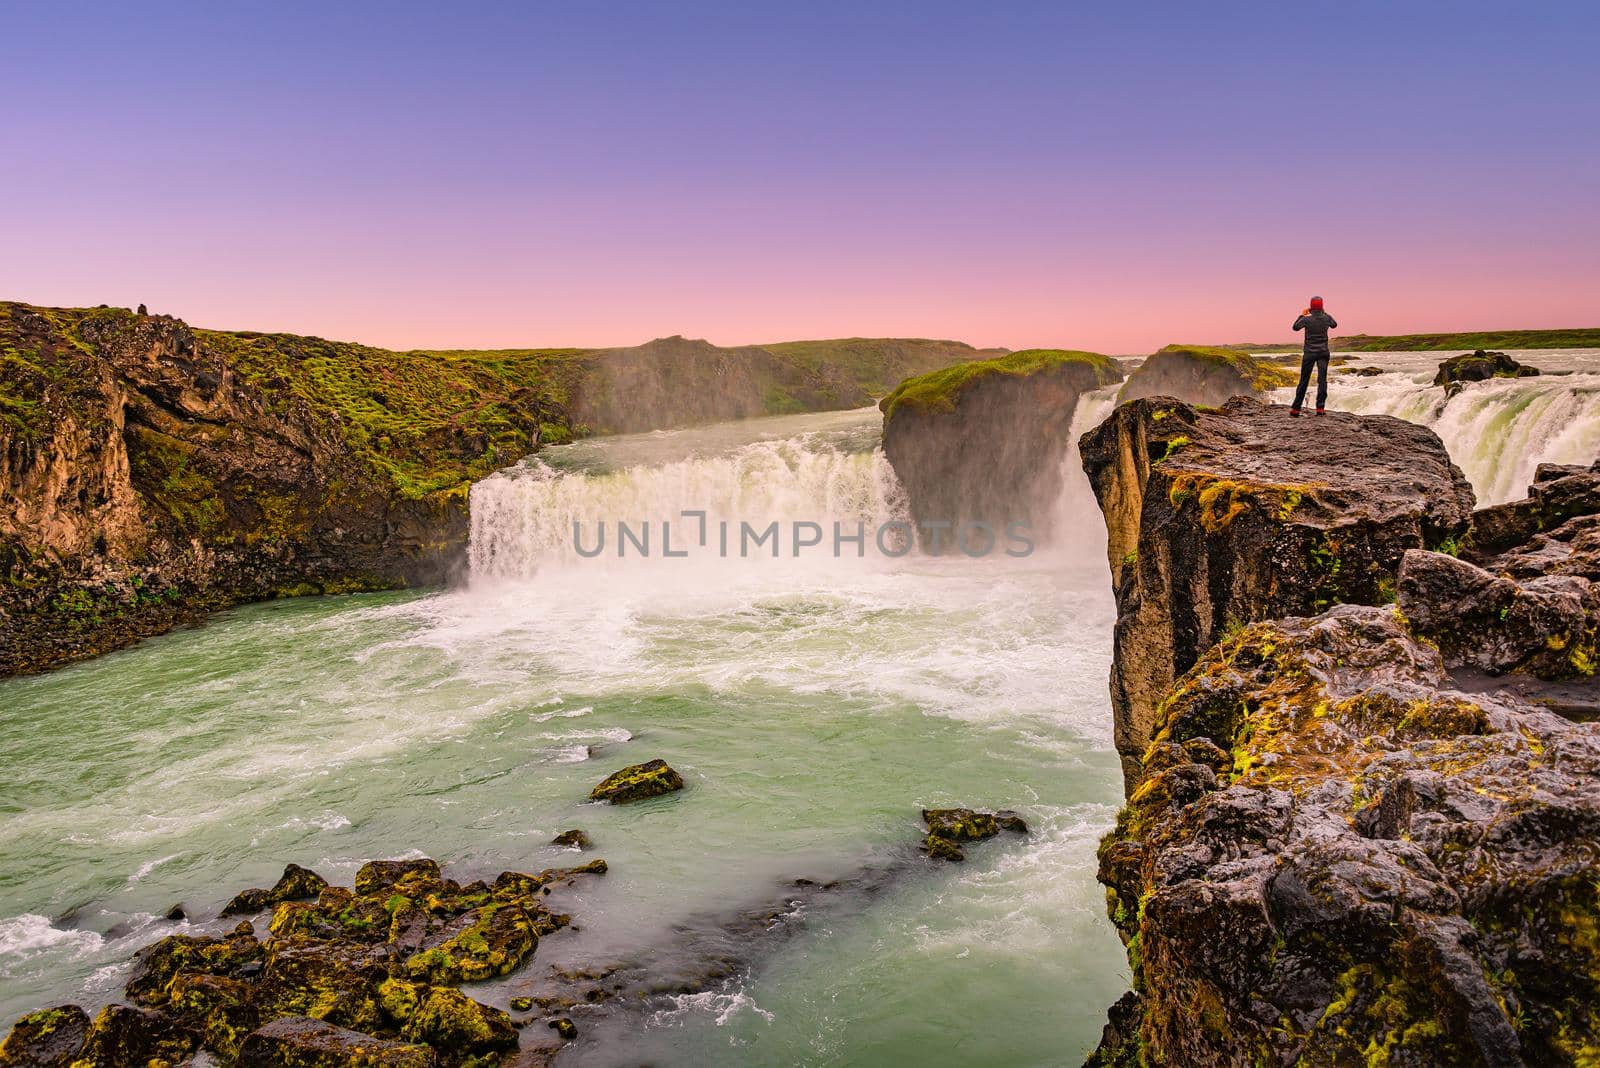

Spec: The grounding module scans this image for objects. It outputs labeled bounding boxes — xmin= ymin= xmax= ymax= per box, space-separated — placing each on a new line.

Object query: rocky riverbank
xmin=1082 ymin=397 xmax=1600 ymax=1065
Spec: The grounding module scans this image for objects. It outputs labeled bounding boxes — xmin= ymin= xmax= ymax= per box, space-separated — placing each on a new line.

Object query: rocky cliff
xmin=879 ymin=350 xmax=1124 ymax=548
xmin=1119 ymin=345 xmax=1295 ymax=408
xmin=1 ymin=303 xmax=993 ymax=675
xmin=1083 ymin=400 xmax=1600 ymax=1066
xmin=1079 ymin=396 xmax=1474 ymax=789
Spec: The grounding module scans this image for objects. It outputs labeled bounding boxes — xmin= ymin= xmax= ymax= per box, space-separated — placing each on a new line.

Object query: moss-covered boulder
xmin=1118 ymin=345 xmax=1295 ymax=408
xmin=1434 ymin=348 xmax=1540 ymax=392
xmin=920 ymin=807 xmax=1028 ymax=861
xmin=1080 ymin=396 xmax=1474 ymax=789
xmin=401 ymin=988 xmax=517 ymax=1064
xmin=588 ymin=759 xmax=685 ymax=804
xmin=72 ymin=1004 xmax=199 ymax=1068
xmin=0 ymin=1005 xmax=88 ymax=1067
xmin=879 ymin=349 xmax=1124 ymax=549
xmin=236 ymin=1016 xmax=433 ymax=1067
xmin=1090 ymin=606 xmax=1600 ymax=1067
xmin=125 ymin=921 xmax=264 ymax=1005
xmin=404 ymin=903 xmax=538 ymax=985
xmin=551 ymin=828 xmax=591 ymax=849
xmin=222 ymin=863 xmax=331 ymax=916
xmin=354 ymin=859 xmax=443 ymax=897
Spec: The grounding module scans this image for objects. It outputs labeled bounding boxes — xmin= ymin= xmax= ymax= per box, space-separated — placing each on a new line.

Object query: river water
xmin=0 ymin=350 xmax=1595 ymax=1063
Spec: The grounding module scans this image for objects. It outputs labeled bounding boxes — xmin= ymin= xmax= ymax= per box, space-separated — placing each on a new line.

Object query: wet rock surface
xmin=222 ymin=862 xmax=331 ymax=917
xmin=1080 ymin=396 xmax=1474 ymax=789
xmin=0 ymin=1005 xmax=89 ymax=1067
xmin=921 ymin=807 xmax=1028 ymax=861
xmin=587 ymin=759 xmax=684 ymax=804
xmin=1083 ymin=395 xmax=1600 ymax=1065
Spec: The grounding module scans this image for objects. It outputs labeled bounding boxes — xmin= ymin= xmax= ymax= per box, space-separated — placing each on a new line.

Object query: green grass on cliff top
xmin=1219 ymin=327 xmax=1600 ymax=353
xmin=1146 ymin=344 xmax=1297 ymax=391
xmin=879 ymin=349 xmax=1120 ymax=417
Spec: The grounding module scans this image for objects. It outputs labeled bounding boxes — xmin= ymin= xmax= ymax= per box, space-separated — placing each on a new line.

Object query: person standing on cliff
xmin=1290 ymin=296 xmax=1338 ymax=416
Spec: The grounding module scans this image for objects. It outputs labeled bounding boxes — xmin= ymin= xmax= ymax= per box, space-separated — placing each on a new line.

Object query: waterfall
xmin=469 ymin=410 xmax=909 ymax=580
xmin=1273 ymin=353 xmax=1600 ymax=504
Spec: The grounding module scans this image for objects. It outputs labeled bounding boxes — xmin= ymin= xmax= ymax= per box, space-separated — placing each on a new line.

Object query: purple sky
xmin=3 ymin=2 xmax=1596 ymax=352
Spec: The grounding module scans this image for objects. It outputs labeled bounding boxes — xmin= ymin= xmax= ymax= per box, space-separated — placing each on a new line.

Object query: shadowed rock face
xmin=1079 ymin=396 xmax=1474 ymax=789
xmin=880 ymin=353 xmax=1123 ymax=548
xmin=1434 ymin=348 xmax=1541 ymax=392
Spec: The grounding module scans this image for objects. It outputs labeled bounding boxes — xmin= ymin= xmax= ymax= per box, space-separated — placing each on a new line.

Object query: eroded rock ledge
xmin=1083 ymin=398 xmax=1600 ymax=1066
xmin=1080 ymin=396 xmax=1474 ymax=789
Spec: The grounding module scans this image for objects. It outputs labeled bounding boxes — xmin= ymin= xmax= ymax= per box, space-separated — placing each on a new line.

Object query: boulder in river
xmin=1119 ymin=344 xmax=1295 ymax=408
xmin=221 ymin=862 xmax=330 ymax=916
xmin=921 ymin=806 xmax=1029 ymax=861
xmin=879 ymin=349 xmax=1124 ymax=548
xmin=1079 ymin=396 xmax=1475 ymax=790
xmin=589 ymin=759 xmax=685 ymax=803
xmin=552 ymin=828 xmax=592 ymax=849
xmin=1434 ymin=348 xmax=1540 ymax=393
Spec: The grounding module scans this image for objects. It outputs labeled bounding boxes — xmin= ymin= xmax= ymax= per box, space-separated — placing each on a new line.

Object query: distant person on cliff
xmin=1290 ymin=296 xmax=1338 ymax=416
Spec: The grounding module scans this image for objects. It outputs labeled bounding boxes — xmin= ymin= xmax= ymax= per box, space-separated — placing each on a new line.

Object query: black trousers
xmin=1292 ymin=352 xmax=1329 ymax=410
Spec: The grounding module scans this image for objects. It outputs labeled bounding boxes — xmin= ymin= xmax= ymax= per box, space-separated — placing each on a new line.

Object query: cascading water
xmin=1273 ymin=348 xmax=1600 ymax=504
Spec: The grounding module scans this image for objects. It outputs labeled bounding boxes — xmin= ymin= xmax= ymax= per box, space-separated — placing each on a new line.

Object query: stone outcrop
xmin=0 ymin=855 xmax=606 ymax=1066
xmin=1118 ymin=345 xmax=1294 ymax=408
xmin=1090 ymin=607 xmax=1600 ymax=1068
xmin=920 ymin=807 xmax=1028 ymax=861
xmin=1083 ymin=393 xmax=1600 ymax=1064
xmin=1434 ymin=348 xmax=1541 ymax=394
xmin=880 ymin=350 xmax=1124 ymax=548
xmin=1079 ymin=396 xmax=1474 ymax=788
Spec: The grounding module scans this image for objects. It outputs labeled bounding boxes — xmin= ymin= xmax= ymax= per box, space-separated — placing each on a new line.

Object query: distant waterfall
xmin=1276 ymin=366 xmax=1600 ymax=504
xmin=469 ymin=414 xmax=909 ymax=579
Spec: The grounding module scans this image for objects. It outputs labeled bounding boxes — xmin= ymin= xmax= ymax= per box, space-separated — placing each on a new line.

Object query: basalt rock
xmin=1118 ymin=345 xmax=1295 ymax=408
xmin=551 ymin=828 xmax=591 ymax=849
xmin=222 ymin=862 xmax=331 ymax=916
xmin=880 ymin=350 xmax=1124 ymax=548
xmin=1091 ymin=606 xmax=1600 ymax=1067
xmin=1079 ymin=396 xmax=1474 ymax=789
xmin=1434 ymin=348 xmax=1541 ymax=393
xmin=588 ymin=759 xmax=685 ymax=803
xmin=1398 ymin=548 xmax=1598 ymax=679
xmin=0 ymin=1005 xmax=89 ymax=1067
xmin=1467 ymin=458 xmax=1600 ymax=560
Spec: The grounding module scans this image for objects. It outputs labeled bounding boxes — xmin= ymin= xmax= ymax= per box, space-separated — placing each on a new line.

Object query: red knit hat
xmin=1310 ymin=296 xmax=1324 ymax=310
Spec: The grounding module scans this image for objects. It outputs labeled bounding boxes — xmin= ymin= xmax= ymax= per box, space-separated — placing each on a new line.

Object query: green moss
xmin=1335 ymin=328 xmax=1600 ymax=352
xmin=879 ymin=348 xmax=1120 ymax=417
xmin=1125 ymin=344 xmax=1297 ymax=397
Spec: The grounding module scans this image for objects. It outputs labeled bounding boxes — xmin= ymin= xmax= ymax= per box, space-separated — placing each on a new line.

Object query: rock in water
xmin=1118 ymin=344 xmax=1295 ymax=408
xmin=588 ymin=759 xmax=684 ymax=803
xmin=552 ymin=828 xmax=592 ymax=849
xmin=353 ymin=858 xmax=441 ymax=895
xmin=1434 ymin=348 xmax=1540 ymax=392
xmin=1079 ymin=396 xmax=1474 ymax=790
xmin=237 ymin=1017 xmax=432 ymax=1067
xmin=221 ymin=862 xmax=330 ymax=916
xmin=921 ymin=806 xmax=1028 ymax=861
xmin=0 ymin=1005 xmax=90 ymax=1067
xmin=879 ymin=349 xmax=1123 ymax=548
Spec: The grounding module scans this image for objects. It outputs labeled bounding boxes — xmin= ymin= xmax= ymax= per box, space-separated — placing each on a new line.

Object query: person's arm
xmin=1325 ymin=314 xmax=1338 ymax=329
xmin=1293 ymin=314 xmax=1309 ymax=331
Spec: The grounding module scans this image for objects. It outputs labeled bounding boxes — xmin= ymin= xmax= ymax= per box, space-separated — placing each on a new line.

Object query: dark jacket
xmin=1293 ymin=309 xmax=1338 ymax=357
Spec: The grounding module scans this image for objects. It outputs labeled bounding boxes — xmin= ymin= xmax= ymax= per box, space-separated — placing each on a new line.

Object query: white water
xmin=1273 ymin=348 xmax=1600 ymax=504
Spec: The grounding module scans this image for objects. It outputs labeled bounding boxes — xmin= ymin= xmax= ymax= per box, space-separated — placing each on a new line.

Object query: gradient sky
xmin=3 ymin=1 xmax=1596 ymax=353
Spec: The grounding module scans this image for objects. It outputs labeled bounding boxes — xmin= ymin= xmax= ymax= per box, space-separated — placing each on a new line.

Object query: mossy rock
xmin=404 ymin=903 xmax=538 ymax=985
xmin=71 ymin=1005 xmax=198 ymax=1068
xmin=1119 ymin=344 xmax=1295 ymax=408
xmin=551 ymin=828 xmax=591 ymax=849
xmin=125 ymin=923 xmax=264 ymax=1005
xmin=878 ymin=348 xmax=1121 ymax=417
xmin=588 ymin=759 xmax=685 ymax=804
xmin=236 ymin=1015 xmax=433 ymax=1067
xmin=0 ymin=1005 xmax=88 ymax=1067
xmin=401 ymin=988 xmax=517 ymax=1063
xmin=354 ymin=859 xmax=442 ymax=897
xmin=223 ymin=863 xmax=331 ymax=916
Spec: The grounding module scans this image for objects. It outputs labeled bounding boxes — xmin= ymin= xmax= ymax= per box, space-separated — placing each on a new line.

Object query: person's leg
xmin=1315 ymin=356 xmax=1329 ymax=410
xmin=1291 ymin=354 xmax=1314 ymax=412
